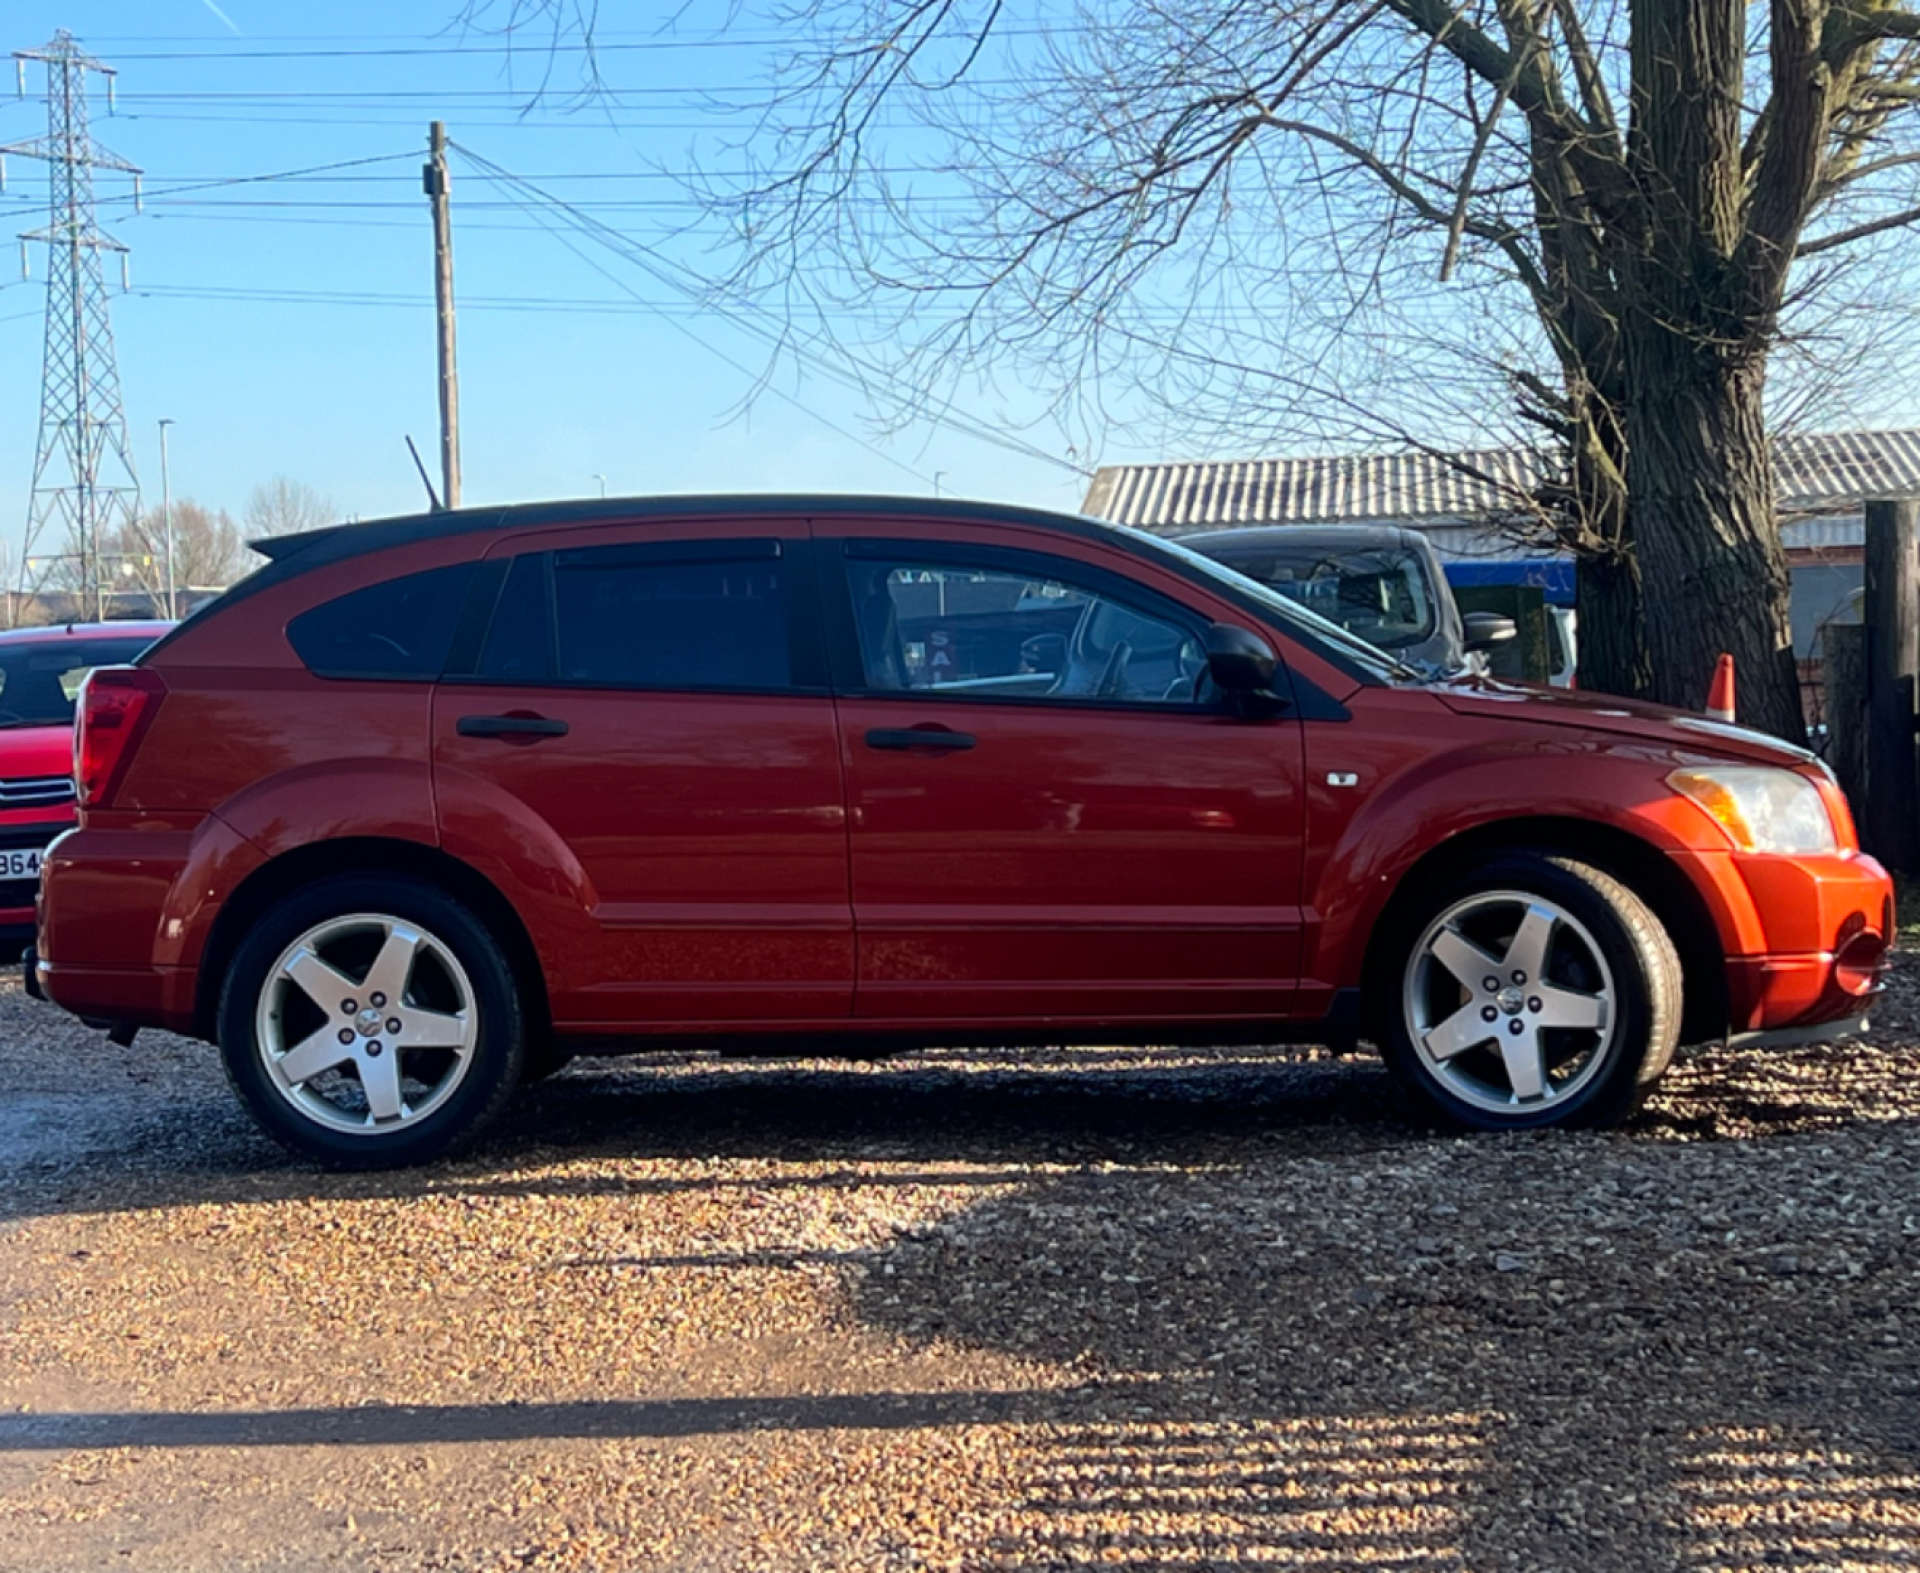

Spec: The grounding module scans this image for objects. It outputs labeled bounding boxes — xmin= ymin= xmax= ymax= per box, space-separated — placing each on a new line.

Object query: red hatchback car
xmin=0 ymin=621 xmax=169 ymax=944
xmin=32 ymin=498 xmax=1892 ymax=1166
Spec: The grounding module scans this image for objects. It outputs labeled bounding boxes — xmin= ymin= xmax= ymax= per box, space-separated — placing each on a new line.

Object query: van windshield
xmin=0 ymin=637 xmax=155 ymax=727
xmin=1208 ymin=545 xmax=1438 ymax=650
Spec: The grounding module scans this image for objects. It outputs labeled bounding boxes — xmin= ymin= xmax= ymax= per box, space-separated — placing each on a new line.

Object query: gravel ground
xmin=2 ymin=955 xmax=1918 ymax=1571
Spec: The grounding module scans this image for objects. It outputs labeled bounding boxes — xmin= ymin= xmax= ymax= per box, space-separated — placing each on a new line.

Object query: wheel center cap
xmin=1496 ymin=985 xmax=1526 ymax=1016
xmin=355 ymin=1007 xmax=385 ymax=1038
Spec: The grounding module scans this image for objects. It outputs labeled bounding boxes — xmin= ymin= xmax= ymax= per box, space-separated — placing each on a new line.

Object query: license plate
xmin=0 ymin=848 xmax=43 ymax=881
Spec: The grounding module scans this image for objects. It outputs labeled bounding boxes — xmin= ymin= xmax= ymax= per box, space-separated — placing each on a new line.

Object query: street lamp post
xmin=158 ymin=418 xmax=176 ymax=620
xmin=592 ymin=473 xmax=607 ymax=498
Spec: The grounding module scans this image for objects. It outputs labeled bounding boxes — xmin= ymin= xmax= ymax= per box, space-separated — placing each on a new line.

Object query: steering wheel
xmin=366 ymin=633 xmax=412 ymax=659
xmin=1094 ymin=639 xmax=1134 ymax=699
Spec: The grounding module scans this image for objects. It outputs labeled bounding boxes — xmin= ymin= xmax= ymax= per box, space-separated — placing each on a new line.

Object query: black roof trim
xmin=160 ymin=492 xmax=1378 ymax=685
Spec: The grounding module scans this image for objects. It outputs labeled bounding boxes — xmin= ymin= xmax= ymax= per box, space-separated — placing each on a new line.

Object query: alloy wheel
xmin=255 ymin=911 xmax=479 ymax=1136
xmin=1403 ymin=889 xmax=1616 ymax=1115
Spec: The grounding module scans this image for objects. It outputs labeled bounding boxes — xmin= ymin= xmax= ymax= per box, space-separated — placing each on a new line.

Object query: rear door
xmin=431 ymin=518 xmax=852 ymax=1030
xmin=819 ymin=521 xmax=1308 ymax=1024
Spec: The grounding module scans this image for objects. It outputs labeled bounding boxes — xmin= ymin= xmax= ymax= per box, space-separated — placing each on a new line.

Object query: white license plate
xmin=0 ymin=848 xmax=43 ymax=881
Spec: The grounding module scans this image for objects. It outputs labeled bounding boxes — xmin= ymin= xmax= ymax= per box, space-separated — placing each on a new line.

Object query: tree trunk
xmin=1624 ymin=355 xmax=1803 ymax=739
xmin=1575 ymin=549 xmax=1649 ymax=698
xmin=1621 ymin=0 xmax=1804 ymax=741
xmin=1564 ymin=393 xmax=1650 ymax=698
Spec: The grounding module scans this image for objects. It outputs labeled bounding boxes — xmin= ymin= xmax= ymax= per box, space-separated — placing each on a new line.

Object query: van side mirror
xmin=1463 ymin=610 xmax=1518 ymax=653
xmin=1205 ymin=623 xmax=1279 ymax=692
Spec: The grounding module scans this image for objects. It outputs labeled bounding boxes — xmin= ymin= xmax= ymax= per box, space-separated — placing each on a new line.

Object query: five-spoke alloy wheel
xmin=220 ymin=876 xmax=525 ymax=1167
xmin=1380 ymin=854 xmax=1681 ymax=1129
xmin=257 ymin=913 xmax=479 ymax=1135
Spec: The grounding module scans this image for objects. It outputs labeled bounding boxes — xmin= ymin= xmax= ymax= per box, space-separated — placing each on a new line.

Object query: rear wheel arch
xmin=194 ymin=837 xmax=550 ymax=1044
xmin=1358 ymin=816 xmax=1728 ymax=1046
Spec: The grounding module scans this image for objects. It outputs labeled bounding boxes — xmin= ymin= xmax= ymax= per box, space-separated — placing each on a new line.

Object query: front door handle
xmin=865 ymin=727 xmax=976 ymax=752
xmin=457 ymin=714 xmax=570 ymax=739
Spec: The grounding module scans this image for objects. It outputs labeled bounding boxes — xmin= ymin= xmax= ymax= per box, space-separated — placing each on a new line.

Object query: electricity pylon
xmin=2 ymin=30 xmax=143 ymax=623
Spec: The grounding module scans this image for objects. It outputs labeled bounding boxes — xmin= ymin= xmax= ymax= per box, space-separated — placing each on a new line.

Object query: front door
xmin=821 ymin=529 xmax=1307 ymax=1024
xmin=432 ymin=520 xmax=852 ymax=1029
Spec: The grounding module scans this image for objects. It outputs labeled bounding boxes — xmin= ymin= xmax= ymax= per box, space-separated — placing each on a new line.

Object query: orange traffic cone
xmin=1706 ymin=653 xmax=1736 ymax=722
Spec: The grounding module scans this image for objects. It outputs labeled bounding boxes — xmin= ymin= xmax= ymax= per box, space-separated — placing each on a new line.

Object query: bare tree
xmin=101 ymin=501 xmax=250 ymax=606
xmin=467 ymin=0 xmax=1920 ymax=737
xmin=244 ymin=476 xmax=335 ymax=540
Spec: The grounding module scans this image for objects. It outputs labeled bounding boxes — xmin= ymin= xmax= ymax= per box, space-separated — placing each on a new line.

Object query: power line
xmin=446 ymin=159 xmax=935 ymax=488
xmin=109 ymin=82 xmax=1020 ymax=100
xmin=91 ymin=149 xmax=418 ymax=205
xmin=79 ymin=29 xmax=1074 ymax=62
xmin=451 ymin=141 xmax=1090 ymax=479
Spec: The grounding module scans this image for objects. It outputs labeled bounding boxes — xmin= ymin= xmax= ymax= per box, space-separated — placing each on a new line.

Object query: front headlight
xmin=1667 ymin=765 xmax=1838 ymax=854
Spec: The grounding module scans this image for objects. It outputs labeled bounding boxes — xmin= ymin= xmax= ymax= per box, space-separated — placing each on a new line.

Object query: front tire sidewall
xmin=219 ymin=876 xmax=525 ymax=1168
xmin=1380 ymin=856 xmax=1673 ymax=1131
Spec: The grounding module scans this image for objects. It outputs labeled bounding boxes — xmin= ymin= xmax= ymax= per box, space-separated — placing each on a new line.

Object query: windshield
xmin=1118 ymin=529 xmax=1416 ymax=681
xmin=1204 ymin=545 xmax=1438 ymax=650
xmin=0 ymin=637 xmax=154 ymax=727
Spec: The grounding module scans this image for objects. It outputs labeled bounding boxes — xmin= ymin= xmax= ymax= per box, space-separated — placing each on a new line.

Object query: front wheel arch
xmin=1357 ymin=817 xmax=1726 ymax=1046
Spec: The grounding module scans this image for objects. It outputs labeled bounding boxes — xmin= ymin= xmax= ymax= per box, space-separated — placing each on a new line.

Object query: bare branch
xmin=1796 ymin=199 xmax=1920 ymax=253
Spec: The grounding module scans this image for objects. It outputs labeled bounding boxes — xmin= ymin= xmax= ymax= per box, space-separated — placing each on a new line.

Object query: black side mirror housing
xmin=1206 ymin=623 xmax=1280 ymax=695
xmin=1462 ymin=610 xmax=1518 ymax=653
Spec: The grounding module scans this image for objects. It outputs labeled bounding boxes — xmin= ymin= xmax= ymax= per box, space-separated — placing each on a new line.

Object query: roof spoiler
xmin=248 ymin=524 xmax=346 ymax=562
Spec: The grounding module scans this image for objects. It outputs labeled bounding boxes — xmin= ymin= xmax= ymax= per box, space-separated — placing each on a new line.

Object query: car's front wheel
xmin=1379 ymin=853 xmax=1681 ymax=1129
xmin=218 ymin=875 xmax=526 ymax=1168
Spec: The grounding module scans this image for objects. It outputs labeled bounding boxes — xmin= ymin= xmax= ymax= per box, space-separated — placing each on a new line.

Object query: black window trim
xmin=439 ymin=534 xmax=832 ymax=698
xmin=822 ymin=536 xmax=1245 ymax=716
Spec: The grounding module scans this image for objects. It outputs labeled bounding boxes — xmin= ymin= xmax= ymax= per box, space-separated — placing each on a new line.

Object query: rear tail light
xmin=75 ymin=666 xmax=166 ymax=809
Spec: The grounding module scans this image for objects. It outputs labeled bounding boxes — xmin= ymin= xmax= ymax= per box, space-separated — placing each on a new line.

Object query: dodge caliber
xmin=32 ymin=498 xmax=1892 ymax=1166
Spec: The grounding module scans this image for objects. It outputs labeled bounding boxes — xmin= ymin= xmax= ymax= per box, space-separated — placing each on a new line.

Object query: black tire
xmin=218 ymin=874 xmax=526 ymax=1168
xmin=1377 ymin=853 xmax=1682 ymax=1130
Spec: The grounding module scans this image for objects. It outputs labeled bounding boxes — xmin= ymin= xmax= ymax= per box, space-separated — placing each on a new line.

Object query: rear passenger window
xmin=549 ymin=540 xmax=792 ymax=690
xmin=288 ymin=563 xmax=474 ymax=680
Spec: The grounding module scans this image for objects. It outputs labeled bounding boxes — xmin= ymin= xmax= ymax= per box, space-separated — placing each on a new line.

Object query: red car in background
xmin=0 ymin=621 xmax=169 ymax=947
xmin=28 ymin=499 xmax=1893 ymax=1168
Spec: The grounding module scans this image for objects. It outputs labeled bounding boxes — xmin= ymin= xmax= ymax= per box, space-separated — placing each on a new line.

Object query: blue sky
xmin=0 ymin=0 xmax=1101 ymax=565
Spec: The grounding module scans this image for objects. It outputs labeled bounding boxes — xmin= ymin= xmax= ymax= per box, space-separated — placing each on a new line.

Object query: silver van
xmin=1180 ymin=524 xmax=1514 ymax=676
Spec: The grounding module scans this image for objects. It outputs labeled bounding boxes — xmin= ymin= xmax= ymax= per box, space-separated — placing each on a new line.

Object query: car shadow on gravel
xmin=0 ymin=1044 xmax=1423 ymax=1220
xmin=8 ymin=1028 xmax=1920 ymax=1218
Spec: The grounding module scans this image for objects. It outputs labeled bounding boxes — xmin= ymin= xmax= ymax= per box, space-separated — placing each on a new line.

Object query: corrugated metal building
xmin=1082 ymin=428 xmax=1920 ymax=667
xmin=1082 ymin=427 xmax=1920 ymax=557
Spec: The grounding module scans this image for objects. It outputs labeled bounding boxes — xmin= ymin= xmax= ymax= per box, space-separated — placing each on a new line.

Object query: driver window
xmin=846 ymin=555 xmax=1209 ymax=705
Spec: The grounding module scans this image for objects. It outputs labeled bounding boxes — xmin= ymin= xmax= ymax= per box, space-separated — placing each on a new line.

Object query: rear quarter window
xmin=288 ymin=563 xmax=475 ymax=680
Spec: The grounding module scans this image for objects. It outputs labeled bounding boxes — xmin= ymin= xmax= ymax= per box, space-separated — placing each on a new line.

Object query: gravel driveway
xmin=3 ymin=956 xmax=1918 ymax=1571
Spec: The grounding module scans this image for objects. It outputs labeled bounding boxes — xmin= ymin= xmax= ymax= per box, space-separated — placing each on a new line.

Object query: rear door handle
xmin=865 ymin=727 xmax=976 ymax=752
xmin=457 ymin=714 xmax=570 ymax=739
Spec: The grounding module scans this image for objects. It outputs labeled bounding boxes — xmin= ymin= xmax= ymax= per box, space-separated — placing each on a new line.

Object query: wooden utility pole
xmin=1862 ymin=498 xmax=1920 ymax=873
xmin=424 ymin=121 xmax=461 ymax=510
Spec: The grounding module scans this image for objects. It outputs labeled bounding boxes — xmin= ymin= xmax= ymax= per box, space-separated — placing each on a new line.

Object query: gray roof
xmin=1083 ymin=428 xmax=1920 ymax=534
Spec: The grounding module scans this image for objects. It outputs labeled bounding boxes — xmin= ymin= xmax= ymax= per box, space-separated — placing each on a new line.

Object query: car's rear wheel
xmin=1379 ymin=853 xmax=1681 ymax=1129
xmin=218 ymin=876 xmax=525 ymax=1168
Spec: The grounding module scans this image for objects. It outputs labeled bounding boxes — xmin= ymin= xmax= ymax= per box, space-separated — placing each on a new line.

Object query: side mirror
xmin=1463 ymin=611 xmax=1518 ymax=653
xmin=1206 ymin=623 xmax=1279 ymax=692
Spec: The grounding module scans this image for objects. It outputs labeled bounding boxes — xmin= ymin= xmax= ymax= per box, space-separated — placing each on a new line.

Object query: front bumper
xmin=1674 ymin=848 xmax=1895 ymax=1035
